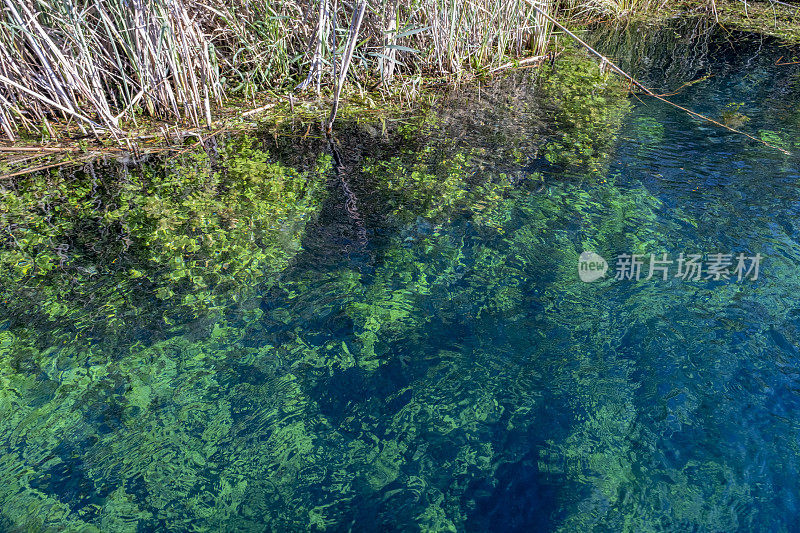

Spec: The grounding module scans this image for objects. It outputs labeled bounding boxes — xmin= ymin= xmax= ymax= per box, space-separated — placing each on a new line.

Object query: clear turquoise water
xmin=2 ymin=25 xmax=800 ymax=531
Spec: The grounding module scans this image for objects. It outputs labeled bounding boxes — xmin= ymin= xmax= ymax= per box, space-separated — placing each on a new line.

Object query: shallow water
xmin=2 ymin=23 xmax=800 ymax=532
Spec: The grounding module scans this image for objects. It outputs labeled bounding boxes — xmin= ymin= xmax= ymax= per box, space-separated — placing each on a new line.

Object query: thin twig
xmin=241 ymin=103 xmax=276 ymax=117
xmin=175 ymin=124 xmax=229 ymax=156
xmin=650 ymin=93 xmax=790 ymax=154
xmin=0 ymin=146 xmax=80 ymax=152
xmin=776 ymin=56 xmax=800 ymax=65
xmin=770 ymin=0 xmax=800 ymax=10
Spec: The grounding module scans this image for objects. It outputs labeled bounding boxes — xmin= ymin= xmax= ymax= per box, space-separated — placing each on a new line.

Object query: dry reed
xmin=0 ymin=0 xmax=565 ymax=142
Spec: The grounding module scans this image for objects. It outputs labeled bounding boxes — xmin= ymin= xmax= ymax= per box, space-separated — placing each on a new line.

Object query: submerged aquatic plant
xmin=0 ymin=137 xmax=329 ymax=340
xmin=540 ymin=50 xmax=632 ymax=177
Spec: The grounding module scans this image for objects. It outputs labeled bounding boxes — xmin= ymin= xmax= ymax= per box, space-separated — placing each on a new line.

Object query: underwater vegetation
xmin=0 ymin=51 xmax=644 ymax=530
xmin=0 ymin=137 xmax=329 ymax=342
xmin=539 ymin=53 xmax=632 ymax=177
xmin=2 ymin=29 xmax=800 ymax=531
xmin=720 ymin=102 xmax=750 ymax=128
xmin=3 ymin=168 xmax=793 ymax=530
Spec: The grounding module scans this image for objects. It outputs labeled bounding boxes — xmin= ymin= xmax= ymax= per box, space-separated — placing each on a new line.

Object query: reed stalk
xmin=0 ymin=0 xmax=619 ymax=142
xmin=327 ymin=0 xmax=367 ymax=132
xmin=0 ymin=0 xmax=222 ymax=141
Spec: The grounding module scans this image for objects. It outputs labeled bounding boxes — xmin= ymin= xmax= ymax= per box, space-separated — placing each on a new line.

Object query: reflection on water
xmin=1 ymin=22 xmax=800 ymax=531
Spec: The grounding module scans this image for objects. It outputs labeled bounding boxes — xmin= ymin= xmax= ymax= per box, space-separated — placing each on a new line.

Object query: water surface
xmin=1 ymin=21 xmax=800 ymax=531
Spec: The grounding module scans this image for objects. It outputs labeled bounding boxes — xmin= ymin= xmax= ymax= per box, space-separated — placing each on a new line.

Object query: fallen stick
xmin=489 ymin=55 xmax=548 ymax=74
xmin=776 ymin=56 xmax=800 ymax=66
xmin=525 ymin=1 xmax=791 ymax=155
xmin=4 ymin=152 xmax=55 ymax=167
xmin=770 ymin=0 xmax=800 ymax=10
xmin=242 ymin=103 xmax=276 ymax=117
xmin=176 ymin=125 xmax=229 ymax=156
xmin=648 ymin=93 xmax=791 ymax=154
xmin=0 ymin=154 xmax=96 ymax=180
xmin=0 ymin=146 xmax=80 ymax=152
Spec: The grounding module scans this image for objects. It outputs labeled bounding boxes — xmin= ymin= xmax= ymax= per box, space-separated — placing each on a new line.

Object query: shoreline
xmin=1 ymin=1 xmax=798 ymax=169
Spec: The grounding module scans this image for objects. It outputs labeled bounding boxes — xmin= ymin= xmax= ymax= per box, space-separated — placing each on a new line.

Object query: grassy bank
xmin=0 ymin=0 xmax=795 ymax=148
xmin=0 ymin=0 xmax=551 ymax=143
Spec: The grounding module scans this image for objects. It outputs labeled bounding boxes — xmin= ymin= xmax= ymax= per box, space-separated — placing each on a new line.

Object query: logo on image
xmin=578 ymin=252 xmax=608 ymax=282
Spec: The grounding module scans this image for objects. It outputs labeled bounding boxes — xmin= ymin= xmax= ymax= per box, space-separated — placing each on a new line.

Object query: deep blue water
xmin=2 ymin=22 xmax=800 ymax=532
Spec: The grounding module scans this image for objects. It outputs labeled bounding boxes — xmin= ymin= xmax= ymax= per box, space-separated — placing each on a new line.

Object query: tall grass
xmin=194 ymin=0 xmax=312 ymax=95
xmin=556 ymin=0 xmax=664 ymax=19
xmin=0 ymin=0 xmax=222 ymax=141
xmin=380 ymin=0 xmax=550 ymax=76
xmin=0 ymin=0 xmax=562 ymax=142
